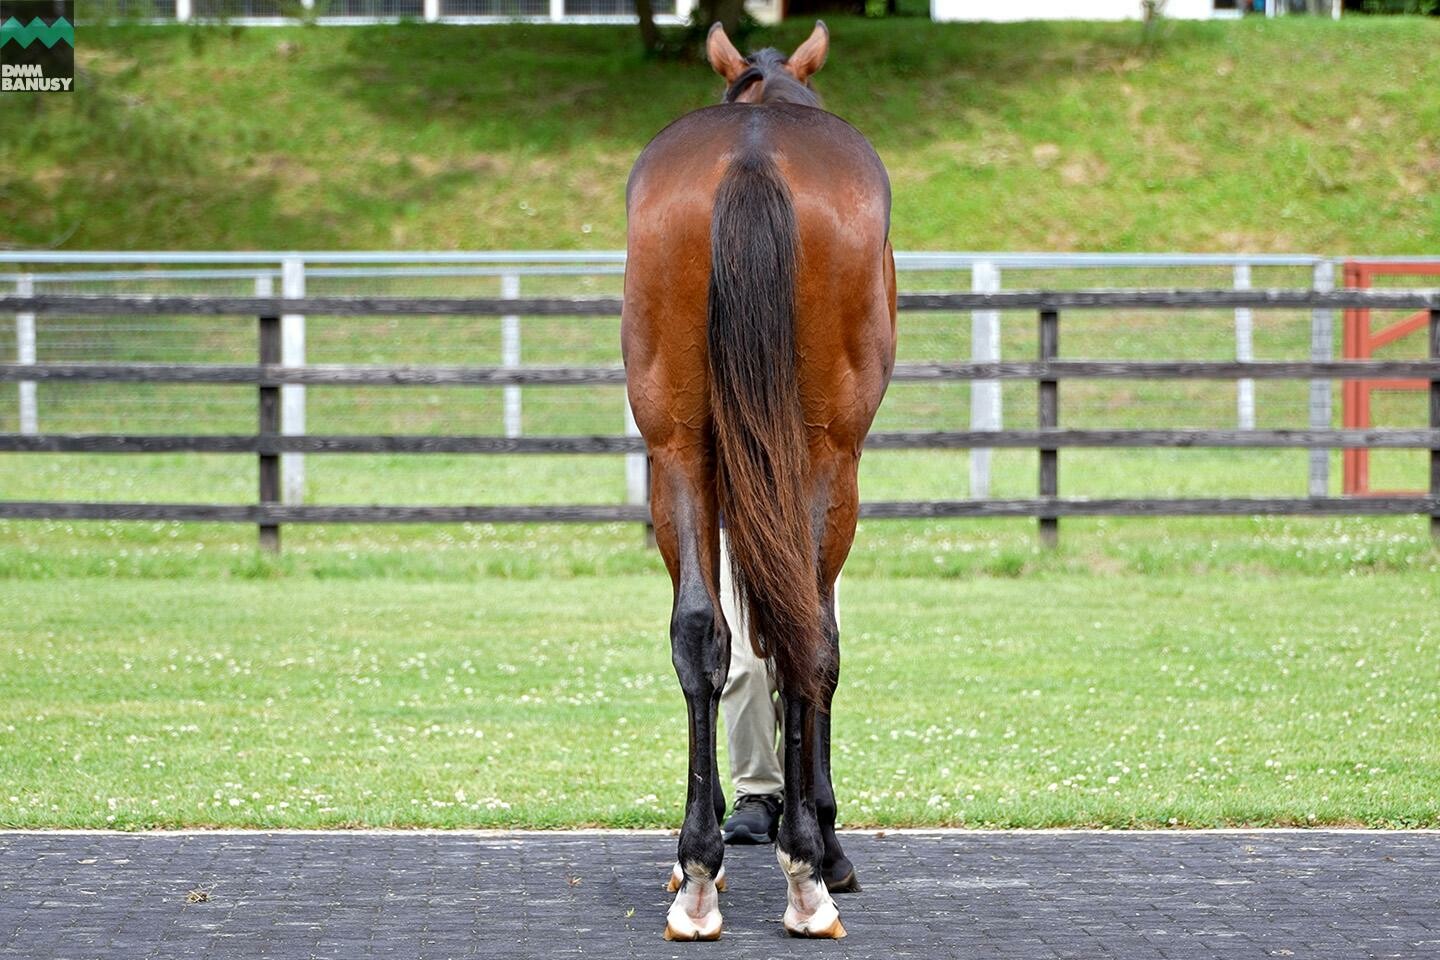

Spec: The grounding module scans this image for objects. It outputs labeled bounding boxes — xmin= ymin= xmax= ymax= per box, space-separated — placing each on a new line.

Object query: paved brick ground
xmin=1 ymin=830 xmax=1436 ymax=959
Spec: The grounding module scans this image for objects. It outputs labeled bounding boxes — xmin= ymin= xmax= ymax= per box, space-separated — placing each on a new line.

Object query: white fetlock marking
xmin=776 ymin=849 xmax=812 ymax=883
xmin=664 ymin=861 xmax=723 ymax=941
xmin=668 ymin=861 xmax=726 ymax=893
xmin=777 ymin=849 xmax=841 ymax=935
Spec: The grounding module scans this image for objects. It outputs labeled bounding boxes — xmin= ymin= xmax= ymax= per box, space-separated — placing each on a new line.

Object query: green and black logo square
xmin=1 ymin=0 xmax=73 ymax=92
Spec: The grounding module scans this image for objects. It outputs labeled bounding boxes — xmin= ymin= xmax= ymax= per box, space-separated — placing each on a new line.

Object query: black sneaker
xmin=722 ymin=794 xmax=782 ymax=845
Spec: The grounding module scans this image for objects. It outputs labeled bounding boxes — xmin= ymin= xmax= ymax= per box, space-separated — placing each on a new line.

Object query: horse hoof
xmin=663 ymin=903 xmax=723 ymax=941
xmin=781 ymin=883 xmax=845 ymax=939
xmin=662 ymin=920 xmax=723 ymax=942
xmin=826 ymin=868 xmax=861 ymax=894
xmin=666 ymin=862 xmax=725 ymax=893
xmin=784 ymin=914 xmax=847 ymax=939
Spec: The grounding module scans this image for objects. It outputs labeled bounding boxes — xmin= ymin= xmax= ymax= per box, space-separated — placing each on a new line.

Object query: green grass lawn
xmin=1 ymin=572 xmax=1435 ymax=830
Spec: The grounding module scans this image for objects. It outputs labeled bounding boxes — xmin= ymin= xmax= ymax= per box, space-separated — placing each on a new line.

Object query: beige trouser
xmin=718 ymin=532 xmax=838 ymax=800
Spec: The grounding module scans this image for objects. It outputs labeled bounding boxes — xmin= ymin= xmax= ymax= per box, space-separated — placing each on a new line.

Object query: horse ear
xmin=788 ymin=21 xmax=828 ymax=83
xmin=707 ymin=23 xmax=747 ymax=84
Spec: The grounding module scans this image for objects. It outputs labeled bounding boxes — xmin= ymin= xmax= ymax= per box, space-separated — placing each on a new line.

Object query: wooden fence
xmin=1 ymin=289 xmax=1437 ymax=550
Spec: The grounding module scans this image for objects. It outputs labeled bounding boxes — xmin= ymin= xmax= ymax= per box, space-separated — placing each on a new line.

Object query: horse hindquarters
xmin=627 ymin=102 xmax=892 ymax=942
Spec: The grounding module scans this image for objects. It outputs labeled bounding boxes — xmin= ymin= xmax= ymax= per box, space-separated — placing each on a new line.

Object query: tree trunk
xmin=786 ymin=0 xmax=863 ymax=14
xmin=635 ymin=0 xmax=662 ymax=54
xmin=698 ymin=0 xmax=746 ymax=34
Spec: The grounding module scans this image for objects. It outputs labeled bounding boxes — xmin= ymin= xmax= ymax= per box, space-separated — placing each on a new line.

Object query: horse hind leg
xmin=776 ymin=692 xmax=846 ymax=938
xmin=814 ymin=587 xmax=859 ymax=894
xmin=769 ymin=458 xmax=869 ymax=938
xmin=664 ymin=734 xmax=728 ymax=893
xmin=650 ymin=448 xmax=729 ymax=942
xmin=813 ymin=458 xmax=864 ymax=897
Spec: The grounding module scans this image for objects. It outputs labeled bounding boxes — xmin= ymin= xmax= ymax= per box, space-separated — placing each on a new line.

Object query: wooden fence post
xmin=1038 ymin=307 xmax=1059 ymax=547
xmin=258 ymin=313 xmax=281 ymax=553
xmin=1430 ymin=307 xmax=1439 ymax=544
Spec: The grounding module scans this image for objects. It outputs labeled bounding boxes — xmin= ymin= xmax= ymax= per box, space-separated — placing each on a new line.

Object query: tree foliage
xmin=636 ymin=0 xmax=749 ymax=57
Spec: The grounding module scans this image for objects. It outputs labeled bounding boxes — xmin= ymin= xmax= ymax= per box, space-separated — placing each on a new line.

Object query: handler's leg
xmin=719 ymin=531 xmax=784 ymax=806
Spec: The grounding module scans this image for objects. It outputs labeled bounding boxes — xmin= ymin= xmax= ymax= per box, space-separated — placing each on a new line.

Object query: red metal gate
xmin=1342 ymin=260 xmax=1440 ymax=495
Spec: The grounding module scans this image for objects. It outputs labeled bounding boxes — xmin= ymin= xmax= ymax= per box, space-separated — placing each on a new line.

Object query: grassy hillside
xmin=2 ymin=17 xmax=1437 ymax=252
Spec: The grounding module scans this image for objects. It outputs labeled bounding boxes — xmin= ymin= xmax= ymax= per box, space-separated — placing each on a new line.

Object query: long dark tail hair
xmin=707 ymin=151 xmax=825 ymax=706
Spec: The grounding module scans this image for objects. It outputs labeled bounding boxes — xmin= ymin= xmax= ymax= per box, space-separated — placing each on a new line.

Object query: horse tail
xmin=707 ymin=150 xmax=826 ymax=707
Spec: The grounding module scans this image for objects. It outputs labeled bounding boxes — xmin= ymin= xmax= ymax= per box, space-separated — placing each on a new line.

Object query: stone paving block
xmin=1 ymin=831 xmax=1437 ymax=959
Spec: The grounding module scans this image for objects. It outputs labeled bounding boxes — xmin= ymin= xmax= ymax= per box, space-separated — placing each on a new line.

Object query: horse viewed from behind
xmin=621 ymin=21 xmax=896 ymax=941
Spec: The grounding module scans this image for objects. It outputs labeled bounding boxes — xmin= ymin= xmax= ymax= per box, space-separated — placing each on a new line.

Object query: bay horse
xmin=621 ymin=21 xmax=896 ymax=941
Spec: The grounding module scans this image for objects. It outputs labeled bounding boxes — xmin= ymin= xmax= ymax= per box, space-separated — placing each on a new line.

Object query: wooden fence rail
xmin=6 ymin=360 xmax=1440 ymax=384
xmin=3 ymin=429 xmax=1439 ymax=454
xmin=3 ymin=499 xmax=1437 ymax=525
xmin=4 ymin=288 xmax=1440 ymax=316
xmin=3 ymin=291 xmax=1438 ymax=550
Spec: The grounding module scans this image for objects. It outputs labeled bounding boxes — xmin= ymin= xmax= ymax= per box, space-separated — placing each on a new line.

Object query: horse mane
xmin=723 ymin=48 xmax=821 ymax=107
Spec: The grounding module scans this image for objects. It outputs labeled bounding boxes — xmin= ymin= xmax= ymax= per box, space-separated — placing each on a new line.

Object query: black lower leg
xmin=677 ymin=691 xmax=724 ymax=878
xmin=813 ymin=603 xmax=858 ymax=891
xmin=672 ymin=576 xmax=728 ymax=882
xmin=777 ymin=694 xmax=823 ymax=872
xmin=710 ymin=696 xmax=727 ymax=825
